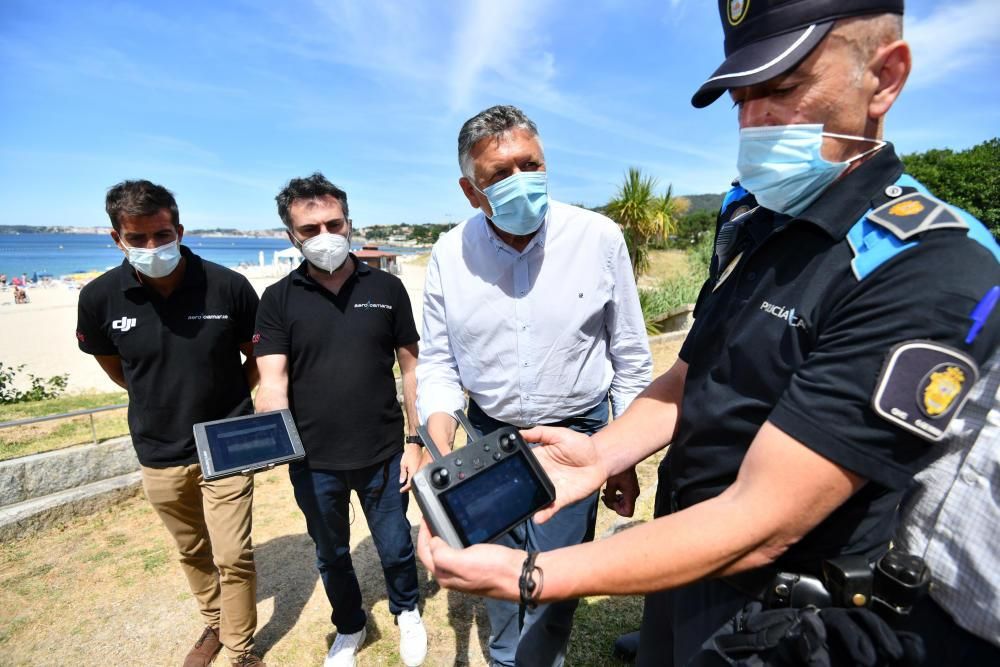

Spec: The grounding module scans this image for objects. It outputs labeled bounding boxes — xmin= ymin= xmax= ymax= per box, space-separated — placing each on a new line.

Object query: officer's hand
xmin=420 ymin=528 xmax=523 ymax=602
xmin=521 ymin=426 xmax=609 ymax=524
xmin=602 ymin=466 xmax=640 ymax=517
xmin=399 ymin=442 xmax=422 ymax=493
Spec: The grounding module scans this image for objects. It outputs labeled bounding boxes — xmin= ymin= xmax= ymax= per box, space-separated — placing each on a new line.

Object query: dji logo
xmin=112 ymin=316 xmax=137 ymax=332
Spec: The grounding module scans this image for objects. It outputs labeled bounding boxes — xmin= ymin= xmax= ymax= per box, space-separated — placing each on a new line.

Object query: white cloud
xmin=905 ymin=0 xmax=1000 ymax=87
xmin=448 ymin=0 xmax=556 ymax=111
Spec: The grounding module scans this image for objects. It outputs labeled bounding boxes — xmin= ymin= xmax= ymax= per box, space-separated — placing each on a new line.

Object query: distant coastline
xmin=0 ymin=224 xmax=288 ymax=238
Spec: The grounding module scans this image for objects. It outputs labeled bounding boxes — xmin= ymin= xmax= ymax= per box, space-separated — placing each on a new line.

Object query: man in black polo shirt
xmin=76 ymin=180 xmax=264 ymax=667
xmin=417 ymin=2 xmax=1000 ymax=665
xmin=254 ymin=173 xmax=427 ymax=667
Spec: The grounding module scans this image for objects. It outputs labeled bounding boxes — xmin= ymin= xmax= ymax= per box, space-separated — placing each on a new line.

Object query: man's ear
xmin=868 ymin=39 xmax=911 ymax=121
xmin=110 ymin=229 xmax=123 ymax=250
xmin=175 ymin=223 xmax=184 ymax=244
xmin=459 ymin=177 xmax=484 ymax=211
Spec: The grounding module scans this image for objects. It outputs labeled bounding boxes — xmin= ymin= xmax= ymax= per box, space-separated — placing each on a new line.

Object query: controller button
xmin=493 ymin=451 xmax=502 ymax=461
xmin=455 ymin=458 xmax=463 ymax=466
xmin=472 ymin=457 xmax=483 ymax=468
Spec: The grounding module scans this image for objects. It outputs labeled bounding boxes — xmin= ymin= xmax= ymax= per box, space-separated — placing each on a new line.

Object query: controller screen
xmin=204 ymin=412 xmax=295 ymax=473
xmin=438 ymin=449 xmax=551 ymax=546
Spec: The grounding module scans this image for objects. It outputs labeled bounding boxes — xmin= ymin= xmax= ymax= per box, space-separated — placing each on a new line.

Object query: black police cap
xmin=692 ymin=0 xmax=904 ymax=108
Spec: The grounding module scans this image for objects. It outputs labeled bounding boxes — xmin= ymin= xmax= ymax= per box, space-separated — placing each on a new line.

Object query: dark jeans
xmin=289 ymin=450 xmax=419 ymax=633
xmin=467 ymin=398 xmax=609 ymax=667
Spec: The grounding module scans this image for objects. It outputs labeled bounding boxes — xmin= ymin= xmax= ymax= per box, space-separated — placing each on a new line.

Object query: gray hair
xmin=832 ymin=13 xmax=904 ymax=85
xmin=457 ymin=105 xmax=542 ymax=181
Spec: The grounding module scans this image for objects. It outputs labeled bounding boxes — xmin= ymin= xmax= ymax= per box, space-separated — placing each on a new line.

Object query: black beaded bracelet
xmin=519 ymin=550 xmax=544 ymax=609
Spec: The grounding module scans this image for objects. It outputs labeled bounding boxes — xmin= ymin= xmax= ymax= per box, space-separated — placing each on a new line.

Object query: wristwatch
xmin=405 ymin=435 xmax=424 ymax=446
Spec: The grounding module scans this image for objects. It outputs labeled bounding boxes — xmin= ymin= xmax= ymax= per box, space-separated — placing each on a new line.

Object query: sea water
xmin=0 ymin=233 xmax=416 ymax=279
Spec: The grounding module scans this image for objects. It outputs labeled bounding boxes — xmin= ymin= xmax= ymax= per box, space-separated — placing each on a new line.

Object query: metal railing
xmin=0 ymin=403 xmax=128 ymax=447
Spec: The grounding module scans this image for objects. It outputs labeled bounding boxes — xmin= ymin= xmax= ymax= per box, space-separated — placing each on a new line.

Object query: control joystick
xmin=431 ymin=467 xmax=451 ymax=488
xmin=499 ymin=433 xmax=517 ymax=453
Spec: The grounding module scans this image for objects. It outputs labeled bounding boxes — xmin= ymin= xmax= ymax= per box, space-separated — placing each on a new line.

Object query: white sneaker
xmin=397 ymin=608 xmax=427 ymax=666
xmin=324 ymin=626 xmax=367 ymax=667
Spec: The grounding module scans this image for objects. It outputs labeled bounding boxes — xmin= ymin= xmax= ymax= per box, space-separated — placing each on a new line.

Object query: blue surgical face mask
xmin=122 ymin=239 xmax=182 ymax=278
xmin=736 ymin=124 xmax=885 ymax=217
xmin=475 ymin=171 xmax=549 ymax=236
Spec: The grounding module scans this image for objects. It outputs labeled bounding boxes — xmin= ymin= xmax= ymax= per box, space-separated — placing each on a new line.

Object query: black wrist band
xmin=519 ymin=550 xmax=543 ymax=609
xmin=405 ymin=435 xmax=424 ymax=446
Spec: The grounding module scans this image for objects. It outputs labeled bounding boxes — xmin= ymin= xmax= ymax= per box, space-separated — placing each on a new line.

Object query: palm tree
xmin=605 ymin=167 xmax=680 ymax=277
xmin=653 ymin=185 xmax=691 ymax=247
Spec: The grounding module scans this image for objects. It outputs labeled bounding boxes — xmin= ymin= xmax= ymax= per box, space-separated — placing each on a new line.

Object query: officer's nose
xmin=738 ymin=96 xmax=774 ymax=130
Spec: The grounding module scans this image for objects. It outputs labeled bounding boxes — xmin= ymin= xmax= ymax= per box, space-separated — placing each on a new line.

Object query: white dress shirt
xmin=417 ymin=200 xmax=652 ymax=427
xmin=895 ymin=351 xmax=1000 ymax=647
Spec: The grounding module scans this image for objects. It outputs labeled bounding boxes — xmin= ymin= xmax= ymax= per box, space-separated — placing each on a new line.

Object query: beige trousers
xmin=141 ymin=464 xmax=257 ymax=659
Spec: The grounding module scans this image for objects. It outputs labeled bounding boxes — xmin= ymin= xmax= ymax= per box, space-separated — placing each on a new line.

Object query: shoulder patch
xmin=872 ymin=341 xmax=980 ymax=442
xmin=867 ymin=192 xmax=968 ymax=240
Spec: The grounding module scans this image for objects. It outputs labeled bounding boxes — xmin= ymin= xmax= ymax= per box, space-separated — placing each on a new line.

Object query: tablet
xmin=193 ymin=409 xmax=305 ymax=480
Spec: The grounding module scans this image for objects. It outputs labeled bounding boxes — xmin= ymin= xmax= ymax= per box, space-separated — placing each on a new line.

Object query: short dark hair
xmin=275 ymin=172 xmax=350 ymax=230
xmin=105 ymin=180 xmax=180 ymax=232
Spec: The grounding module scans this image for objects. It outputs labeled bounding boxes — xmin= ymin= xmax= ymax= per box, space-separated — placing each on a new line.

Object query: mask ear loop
xmin=822 ymin=132 xmax=887 ymax=165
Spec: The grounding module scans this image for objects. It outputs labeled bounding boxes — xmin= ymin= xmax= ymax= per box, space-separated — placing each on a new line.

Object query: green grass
xmin=0 ymin=390 xmax=129 ymax=461
xmin=639 ymin=237 xmax=713 ymax=333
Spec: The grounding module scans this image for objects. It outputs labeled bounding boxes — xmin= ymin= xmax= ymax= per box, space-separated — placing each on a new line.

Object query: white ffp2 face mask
xmin=299 ymin=233 xmax=350 ymax=273
xmin=122 ymin=240 xmax=182 ymax=278
xmin=736 ymin=124 xmax=885 ymax=216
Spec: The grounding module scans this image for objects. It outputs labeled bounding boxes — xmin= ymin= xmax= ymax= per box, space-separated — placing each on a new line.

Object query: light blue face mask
xmin=477 ymin=171 xmax=549 ymax=236
xmin=736 ymin=124 xmax=885 ymax=217
xmin=122 ymin=239 xmax=182 ymax=278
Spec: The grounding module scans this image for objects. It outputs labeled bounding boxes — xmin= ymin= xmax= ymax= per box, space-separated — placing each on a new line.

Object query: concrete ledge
xmin=0 ymin=437 xmax=139 ymax=506
xmin=0 ymin=471 xmax=143 ymax=542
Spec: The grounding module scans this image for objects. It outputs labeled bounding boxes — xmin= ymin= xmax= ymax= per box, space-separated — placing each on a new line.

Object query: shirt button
xmin=523 ymin=361 xmax=529 ymax=367
xmin=961 ymin=470 xmax=978 ymax=485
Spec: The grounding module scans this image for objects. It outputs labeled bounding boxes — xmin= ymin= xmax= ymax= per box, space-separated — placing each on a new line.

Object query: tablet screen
xmin=204 ymin=411 xmax=296 ymax=473
xmin=438 ymin=449 xmax=552 ymax=546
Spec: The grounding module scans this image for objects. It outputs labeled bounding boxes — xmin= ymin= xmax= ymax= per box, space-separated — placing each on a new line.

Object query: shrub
xmin=0 ymin=362 xmax=69 ymax=404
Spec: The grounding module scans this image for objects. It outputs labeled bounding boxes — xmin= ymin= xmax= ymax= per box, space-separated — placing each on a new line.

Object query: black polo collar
xmin=794 ymin=143 xmax=905 ymax=240
xmin=119 ymin=244 xmax=205 ymax=293
xmin=290 ymin=253 xmax=369 ymax=288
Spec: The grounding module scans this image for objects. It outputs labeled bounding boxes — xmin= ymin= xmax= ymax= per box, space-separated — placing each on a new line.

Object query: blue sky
xmin=1 ymin=0 xmax=998 ymax=230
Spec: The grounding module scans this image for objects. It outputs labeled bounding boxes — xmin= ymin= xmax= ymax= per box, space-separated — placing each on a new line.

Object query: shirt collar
xmin=290 ymin=252 xmax=369 ymax=287
xmin=119 ymin=244 xmax=204 ymax=292
xmin=480 ymin=206 xmax=551 ymax=256
xmin=792 ymin=143 xmax=905 ymax=240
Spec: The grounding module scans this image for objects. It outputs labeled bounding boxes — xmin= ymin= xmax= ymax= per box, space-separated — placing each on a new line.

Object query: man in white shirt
xmin=416 ymin=105 xmax=653 ymax=666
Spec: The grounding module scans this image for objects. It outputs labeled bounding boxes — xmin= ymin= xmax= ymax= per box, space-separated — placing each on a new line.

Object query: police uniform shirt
xmin=672 ymin=145 xmax=1000 ymax=571
xmin=253 ymin=256 xmax=419 ymax=470
xmin=76 ymin=246 xmax=259 ymax=468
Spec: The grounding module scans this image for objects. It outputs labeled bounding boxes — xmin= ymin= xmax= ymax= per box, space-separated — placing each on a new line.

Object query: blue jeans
xmin=289 ymin=451 xmax=419 ymax=633
xmin=467 ymin=399 xmax=609 ymax=667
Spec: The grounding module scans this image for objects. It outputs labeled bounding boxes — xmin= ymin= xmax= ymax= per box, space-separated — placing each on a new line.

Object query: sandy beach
xmin=0 ymin=255 xmax=428 ymax=394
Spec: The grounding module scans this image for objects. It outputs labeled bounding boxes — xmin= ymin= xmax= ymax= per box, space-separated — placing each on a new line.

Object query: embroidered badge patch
xmin=868 ymin=193 xmax=968 ymax=240
xmin=728 ymin=0 xmax=750 ymax=26
xmin=872 ymin=341 xmax=979 ymax=442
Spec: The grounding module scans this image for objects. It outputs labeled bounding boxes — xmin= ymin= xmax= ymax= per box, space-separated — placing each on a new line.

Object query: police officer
xmin=417 ymin=1 xmax=1000 ymax=665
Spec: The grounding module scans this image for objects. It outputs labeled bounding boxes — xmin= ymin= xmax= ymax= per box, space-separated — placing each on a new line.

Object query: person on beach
xmin=254 ymin=173 xmax=427 ymax=667
xmin=418 ymin=2 xmax=1000 ymax=665
xmin=76 ymin=179 xmax=265 ymax=667
xmin=416 ymin=104 xmax=652 ymax=667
